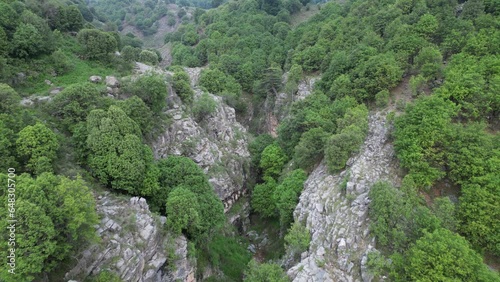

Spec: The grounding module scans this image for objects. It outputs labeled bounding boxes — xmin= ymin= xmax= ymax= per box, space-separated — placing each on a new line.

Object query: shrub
xmin=139 ymin=50 xmax=159 ymax=65
xmin=284 ymin=222 xmax=311 ymax=255
xmin=375 ymin=90 xmax=390 ymax=108
xmin=192 ymin=92 xmax=217 ymax=122
xmin=171 ymin=68 xmax=194 ymax=104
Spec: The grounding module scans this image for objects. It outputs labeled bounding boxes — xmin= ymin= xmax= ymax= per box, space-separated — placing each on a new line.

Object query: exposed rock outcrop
xmin=65 ymin=194 xmax=195 ymax=282
xmin=287 ymin=111 xmax=400 ymax=282
xmin=264 ymin=75 xmax=319 ymax=136
xmin=153 ymin=68 xmax=250 ymax=212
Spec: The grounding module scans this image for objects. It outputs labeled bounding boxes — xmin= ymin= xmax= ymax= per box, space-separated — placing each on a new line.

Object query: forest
xmin=0 ymin=0 xmax=499 ymax=281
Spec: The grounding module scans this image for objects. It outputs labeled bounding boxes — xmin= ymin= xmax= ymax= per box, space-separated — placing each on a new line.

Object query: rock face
xmin=265 ymin=75 xmax=319 ymax=136
xmin=105 ymin=76 xmax=120 ymax=88
xmin=153 ymin=68 xmax=250 ymax=211
xmin=153 ymin=89 xmax=250 ymax=211
xmin=65 ymin=194 xmax=195 ymax=282
xmin=287 ymin=111 xmax=400 ymax=282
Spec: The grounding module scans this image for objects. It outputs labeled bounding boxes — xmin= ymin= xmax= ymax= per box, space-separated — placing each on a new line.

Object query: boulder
xmin=89 ymin=76 xmax=102 ymax=83
xmin=105 ymin=76 xmax=119 ymax=88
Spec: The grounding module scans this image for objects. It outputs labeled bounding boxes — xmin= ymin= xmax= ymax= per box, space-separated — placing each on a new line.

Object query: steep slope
xmin=152 ymin=67 xmax=251 ymax=211
xmin=65 ymin=195 xmax=195 ymax=282
xmin=288 ymin=110 xmax=400 ymax=281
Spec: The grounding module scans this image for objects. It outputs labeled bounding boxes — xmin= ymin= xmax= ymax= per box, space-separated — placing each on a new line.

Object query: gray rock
xmin=248 ymin=244 xmax=256 ymax=254
xmin=49 ymin=87 xmax=64 ymax=95
xmin=153 ymin=88 xmax=250 ymax=211
xmin=64 ymin=195 xmax=194 ymax=282
xmin=20 ymin=98 xmax=34 ymax=106
xmin=287 ymin=111 xmax=401 ymax=282
xmin=105 ymin=76 xmax=119 ymax=88
xmin=45 ymin=79 xmax=53 ymax=85
xmin=36 ymin=96 xmax=52 ymax=103
xmin=89 ymin=76 xmax=102 ymax=83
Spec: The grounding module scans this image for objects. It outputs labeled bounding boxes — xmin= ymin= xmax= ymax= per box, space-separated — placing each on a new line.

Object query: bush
xmin=51 ymin=49 xmax=74 ymax=75
xmin=244 ymin=260 xmax=289 ymax=282
xmin=293 ymin=128 xmax=330 ymax=171
xmin=204 ymin=235 xmax=252 ymax=280
xmin=375 ymin=90 xmax=390 ymax=108
xmin=126 ymin=74 xmax=167 ymax=114
xmin=284 ymin=222 xmax=311 ymax=255
xmin=251 ymin=177 xmax=278 ymax=217
xmin=166 ymin=186 xmax=200 ymax=235
xmin=16 ymin=122 xmax=59 ymax=174
xmin=171 ymin=68 xmax=194 ymax=104
xmin=260 ymin=143 xmax=287 ymax=179
xmin=139 ymin=49 xmax=159 ymax=65
xmin=192 ymin=92 xmax=217 ymax=122
xmin=405 ymin=228 xmax=497 ymax=281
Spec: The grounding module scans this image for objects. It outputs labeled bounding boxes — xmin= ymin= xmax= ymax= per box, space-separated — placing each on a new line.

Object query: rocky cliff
xmin=287 ymin=111 xmax=401 ymax=282
xmin=65 ymin=194 xmax=195 ymax=282
xmin=153 ymin=68 xmax=251 ymax=211
xmin=265 ymin=75 xmax=319 ymax=137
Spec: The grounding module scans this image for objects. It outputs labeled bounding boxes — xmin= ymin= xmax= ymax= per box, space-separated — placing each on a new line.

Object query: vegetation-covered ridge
xmin=0 ymin=0 xmax=499 ymax=280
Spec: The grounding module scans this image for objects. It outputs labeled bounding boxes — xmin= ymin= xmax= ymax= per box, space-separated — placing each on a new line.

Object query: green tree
xmin=51 ymin=49 xmax=74 ymax=75
xmin=117 ymin=96 xmax=154 ymax=137
xmin=244 ymin=260 xmax=289 ymax=282
xmin=369 ymin=180 xmax=441 ymax=253
xmin=0 ymin=173 xmax=99 ymax=282
xmin=405 ymin=228 xmax=497 ymax=281
xmin=144 ymin=156 xmax=225 ymax=236
xmin=414 ymin=46 xmax=442 ymax=79
xmin=414 ymin=13 xmax=439 ymax=39
xmin=0 ymin=121 xmax=17 ymax=170
xmin=121 ymin=45 xmax=141 ymax=62
xmin=0 ymin=2 xmax=18 ymax=34
xmin=166 ymin=186 xmax=200 ymax=235
xmin=50 ymin=83 xmax=104 ymax=132
xmin=260 ymin=143 xmax=287 ymax=179
xmin=293 ymin=127 xmax=330 ymax=171
xmin=0 ymin=27 xmax=8 ymax=57
xmin=274 ymin=169 xmax=307 ymax=228
xmin=192 ymin=92 xmax=217 ymax=122
xmin=171 ymin=68 xmax=194 ymax=104
xmin=433 ymin=197 xmax=458 ymax=232
xmin=86 ymin=106 xmax=151 ymax=193
xmin=16 ymin=122 xmax=59 ymax=174
xmin=0 ymin=200 xmax=56 ymax=282
xmin=284 ymin=222 xmax=310 ymax=258
xmin=77 ymin=29 xmax=118 ymax=60
xmin=139 ymin=49 xmax=159 ymax=65
xmin=393 ymin=95 xmax=458 ymax=187
xmin=127 ymin=73 xmax=167 ymax=114
xmin=251 ymin=177 xmax=278 ymax=217
xmin=0 ymin=83 xmax=21 ymax=116
xmin=249 ymin=134 xmax=275 ymax=168
xmin=11 ymin=23 xmax=43 ymax=58
xmin=458 ymin=172 xmax=500 ymax=256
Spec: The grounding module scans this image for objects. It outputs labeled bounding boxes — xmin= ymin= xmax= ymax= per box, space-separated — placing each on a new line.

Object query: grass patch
xmin=248 ymin=214 xmax=286 ymax=261
xmin=18 ymin=56 xmax=116 ymax=96
xmin=197 ymin=234 xmax=251 ymax=281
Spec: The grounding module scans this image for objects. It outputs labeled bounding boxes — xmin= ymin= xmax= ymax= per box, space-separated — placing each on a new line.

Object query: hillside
xmin=0 ymin=0 xmax=499 ymax=281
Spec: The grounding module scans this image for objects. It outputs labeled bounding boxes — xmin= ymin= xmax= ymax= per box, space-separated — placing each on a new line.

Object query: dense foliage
xmin=0 ymin=0 xmax=498 ymax=280
xmin=0 ymin=173 xmax=99 ymax=282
